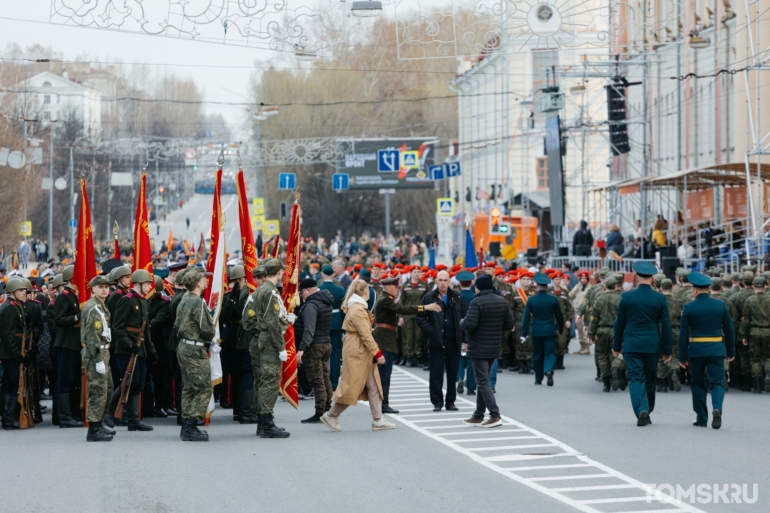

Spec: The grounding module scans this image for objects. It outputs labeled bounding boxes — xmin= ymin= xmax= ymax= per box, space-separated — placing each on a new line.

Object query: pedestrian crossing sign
xmin=401 ymin=150 xmax=419 ymax=169
xmin=252 ymin=216 xmax=265 ymax=230
xmin=436 ymin=198 xmax=454 ymax=217
xmin=252 ymin=198 xmax=264 ymax=215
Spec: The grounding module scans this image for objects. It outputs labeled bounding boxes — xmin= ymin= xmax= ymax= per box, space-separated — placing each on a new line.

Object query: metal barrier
xmin=548 ymin=255 xmax=741 ymax=274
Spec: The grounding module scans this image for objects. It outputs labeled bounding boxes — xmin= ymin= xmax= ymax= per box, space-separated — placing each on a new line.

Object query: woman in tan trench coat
xmin=321 ymin=280 xmax=396 ymax=432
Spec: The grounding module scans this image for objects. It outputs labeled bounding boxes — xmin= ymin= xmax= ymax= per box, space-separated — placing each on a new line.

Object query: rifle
xmin=114 ymin=316 xmax=147 ymax=419
xmin=17 ymin=333 xmax=34 ymax=429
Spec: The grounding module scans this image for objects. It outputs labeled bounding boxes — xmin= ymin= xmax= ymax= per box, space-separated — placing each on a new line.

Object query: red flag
xmin=279 ymin=194 xmax=301 ymax=409
xmin=114 ymin=235 xmax=120 ymax=260
xmin=235 ymin=171 xmax=258 ymax=291
xmin=204 ymin=168 xmax=223 ymax=302
xmin=167 ymin=230 xmax=173 ymax=255
xmin=132 ymin=174 xmax=153 ymax=274
xmin=73 ymin=178 xmax=97 ymax=306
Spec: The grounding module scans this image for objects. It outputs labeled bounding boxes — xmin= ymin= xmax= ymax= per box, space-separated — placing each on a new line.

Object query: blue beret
xmin=533 ymin=272 xmax=551 ymax=286
xmin=632 ymin=261 xmax=657 ymax=277
xmin=688 ymin=272 xmax=712 ymax=288
xmin=358 ymin=269 xmax=371 ymax=279
xmin=322 ymin=265 xmax=334 ymax=276
xmin=456 ymin=271 xmax=474 ymax=282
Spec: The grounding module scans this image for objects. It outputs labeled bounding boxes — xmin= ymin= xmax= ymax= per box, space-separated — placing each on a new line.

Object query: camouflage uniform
xmin=729 ymin=273 xmax=755 ymax=387
xmin=657 ymin=282 xmax=683 ymax=390
xmin=81 ymin=296 xmax=113 ymax=423
xmin=495 ymin=277 xmax=516 ymax=366
xmin=513 ymin=286 xmax=533 ymax=367
xmin=400 ymin=281 xmax=428 ymax=363
xmin=587 ymin=278 xmax=621 ymax=380
xmin=553 ymin=287 xmax=574 ymax=360
xmin=174 ymin=291 xmax=216 ymax=421
xmin=580 ymin=271 xmax=606 ymax=374
xmin=740 ymin=278 xmax=770 ymax=391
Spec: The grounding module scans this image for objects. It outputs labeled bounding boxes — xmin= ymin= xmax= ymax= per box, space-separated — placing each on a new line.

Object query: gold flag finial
xmin=294 ymin=189 xmax=300 ymax=203
xmin=113 ymin=220 xmax=119 ymax=237
xmin=217 ymin=150 xmax=225 ymax=168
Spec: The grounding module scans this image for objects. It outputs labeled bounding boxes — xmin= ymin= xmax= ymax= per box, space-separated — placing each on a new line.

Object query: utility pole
xmin=69 ymin=146 xmax=75 ymax=249
xmin=48 ymin=131 xmax=53 ymax=255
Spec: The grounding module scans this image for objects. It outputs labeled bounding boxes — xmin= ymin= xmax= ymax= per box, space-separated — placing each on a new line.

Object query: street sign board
xmin=429 ymin=165 xmax=444 ymax=181
xmin=340 ymin=138 xmax=437 ymax=190
xmin=68 ymin=219 xmax=77 ymax=229
xmin=401 ymin=150 xmax=419 ymax=169
xmin=436 ymin=198 xmax=455 ymax=217
xmin=445 ymin=162 xmax=462 ymax=177
xmin=252 ymin=215 xmax=265 ymax=230
xmin=19 ymin=221 xmax=32 ymax=237
xmin=332 ymin=173 xmax=350 ymax=191
xmin=278 ymin=173 xmax=296 ymax=190
xmin=377 ymin=149 xmax=400 ymax=173
xmin=252 ymin=197 xmax=265 ymax=215
xmin=264 ymin=219 xmax=280 ymax=237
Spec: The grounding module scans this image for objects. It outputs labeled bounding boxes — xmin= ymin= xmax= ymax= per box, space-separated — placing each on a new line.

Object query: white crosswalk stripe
xmin=387 ymin=368 xmax=705 ymax=513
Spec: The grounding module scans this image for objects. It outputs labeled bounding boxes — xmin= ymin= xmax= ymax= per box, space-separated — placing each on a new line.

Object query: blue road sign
xmin=428 ymin=165 xmax=444 ymax=181
xmin=278 ymin=173 xmax=296 ymax=190
xmin=377 ymin=149 xmax=400 ymax=173
xmin=68 ymin=218 xmax=77 ymax=229
xmin=445 ymin=162 xmax=462 ymax=177
xmin=332 ymin=173 xmax=350 ymax=191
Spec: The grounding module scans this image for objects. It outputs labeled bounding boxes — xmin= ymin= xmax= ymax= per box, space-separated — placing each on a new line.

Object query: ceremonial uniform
xmin=587 ymin=278 xmax=622 ymax=391
xmin=613 ymin=262 xmax=672 ymax=425
xmin=106 ymin=283 xmax=129 ymax=390
xmin=80 ymin=290 xmax=113 ymax=439
xmin=740 ymin=277 xmax=770 ymax=393
xmin=0 ymin=296 xmax=26 ymax=430
xmin=234 ymin=285 xmax=259 ymax=423
xmin=317 ymin=278 xmax=346 ymax=389
xmin=53 ymin=278 xmax=85 ymax=428
xmin=219 ymin=280 xmax=243 ymax=412
xmin=657 ymin=283 xmax=683 ymax=392
xmin=400 ymin=280 xmax=428 ymax=366
xmin=147 ymin=284 xmax=173 ymax=416
xmin=521 ymin=274 xmax=564 ymax=385
xmin=23 ymin=293 xmax=44 ymax=422
xmin=679 ymin=274 xmax=735 ymax=428
xmin=513 ymin=285 xmax=534 ymax=373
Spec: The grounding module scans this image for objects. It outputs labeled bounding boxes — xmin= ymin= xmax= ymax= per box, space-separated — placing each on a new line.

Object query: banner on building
xmin=684 ymin=190 xmax=713 ymax=221
xmin=724 ymin=186 xmax=748 ymax=219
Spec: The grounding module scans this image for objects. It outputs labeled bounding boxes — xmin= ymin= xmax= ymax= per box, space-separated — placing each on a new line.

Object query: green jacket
xmin=246 ymin=280 xmax=288 ymax=353
xmin=0 ymin=299 xmax=26 ymax=360
xmin=167 ymin=288 xmax=187 ymax=351
xmin=588 ymin=289 xmax=622 ymax=340
xmin=53 ymin=286 xmax=81 ymax=352
xmin=372 ymin=292 xmax=422 ymax=354
xmin=80 ymin=297 xmax=111 ymax=362
xmin=740 ymin=292 xmax=770 ymax=339
xmin=174 ymin=292 xmax=216 ymax=345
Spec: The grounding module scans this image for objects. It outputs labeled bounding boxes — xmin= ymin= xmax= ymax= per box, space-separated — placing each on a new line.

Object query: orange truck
xmin=473 ymin=213 xmax=538 ymax=256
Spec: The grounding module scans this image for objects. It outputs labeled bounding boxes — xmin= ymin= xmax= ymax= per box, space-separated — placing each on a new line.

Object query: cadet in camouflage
xmin=657 ymin=279 xmax=683 ymax=393
xmin=740 ymin=276 xmax=770 ymax=393
xmin=588 ymin=277 xmax=622 ymax=392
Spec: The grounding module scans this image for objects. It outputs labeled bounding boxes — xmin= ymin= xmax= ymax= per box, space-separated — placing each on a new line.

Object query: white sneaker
xmin=372 ymin=418 xmax=396 ymax=430
xmin=321 ymin=412 xmax=341 ymax=432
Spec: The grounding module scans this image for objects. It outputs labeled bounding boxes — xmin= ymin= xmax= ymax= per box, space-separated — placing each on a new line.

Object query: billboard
xmin=339 ymin=138 xmax=438 ymax=190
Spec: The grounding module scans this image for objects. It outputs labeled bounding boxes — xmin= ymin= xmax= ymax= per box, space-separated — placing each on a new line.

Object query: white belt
xmin=183 ymin=339 xmax=205 ymax=347
xmin=332 ymin=309 xmax=341 ymax=313
xmin=99 ymin=344 xmax=110 ymax=349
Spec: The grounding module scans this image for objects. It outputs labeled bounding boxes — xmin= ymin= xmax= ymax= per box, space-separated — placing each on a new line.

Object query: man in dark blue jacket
xmin=319 ymin=266 xmax=346 ymax=390
xmin=521 ymin=273 xmax=564 ymax=386
xmin=613 ymin=261 xmax=672 ymax=426
xmin=679 ymin=272 xmax=735 ymax=429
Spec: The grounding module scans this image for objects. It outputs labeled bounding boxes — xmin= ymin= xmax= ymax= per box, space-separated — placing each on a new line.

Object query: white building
xmin=20 ymin=71 xmax=101 ymax=135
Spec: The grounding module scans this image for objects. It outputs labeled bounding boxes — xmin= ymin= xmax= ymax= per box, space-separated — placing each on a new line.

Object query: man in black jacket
xmin=572 ymin=220 xmax=594 ymax=256
xmin=295 ymin=278 xmax=334 ymax=423
xmin=417 ymin=271 xmax=468 ymax=412
xmin=460 ymin=274 xmax=514 ymax=428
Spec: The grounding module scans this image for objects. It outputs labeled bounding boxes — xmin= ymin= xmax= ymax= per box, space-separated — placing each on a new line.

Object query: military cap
xmin=721 ymin=273 xmax=732 ymax=282
xmin=721 ymin=277 xmax=732 ymax=287
xmin=252 ymin=265 xmax=266 ymax=278
xmin=112 ymin=266 xmax=131 ymax=281
xmin=675 ymin=267 xmax=684 ymax=277
xmin=743 ymin=264 xmax=758 ymax=273
xmin=321 ymin=264 xmax=334 ymax=276
xmin=89 ymin=275 xmax=111 ymax=288
xmin=632 ymin=261 xmax=657 ymax=277
xmin=611 ymin=273 xmax=624 ymax=284
xmin=680 ymin=269 xmax=691 ymax=280
xmin=264 ymin=258 xmax=285 ymax=276
xmin=132 ymin=269 xmax=153 ymax=284
xmin=533 ymin=272 xmax=551 ymax=286
xmin=154 ymin=276 xmax=165 ymax=292
xmin=599 ymin=267 xmax=611 ymax=277
xmin=688 ymin=272 xmax=712 ymax=289
xmin=661 ymin=278 xmax=673 ymax=290
xmin=381 ymin=276 xmax=400 ymax=286
xmin=358 ymin=269 xmax=371 ymax=280
xmin=456 ymin=271 xmax=474 ymax=282
xmin=753 ymin=276 xmax=767 ymax=288
xmin=167 ymin=262 xmax=187 ymax=271
xmin=5 ymin=277 xmax=25 ymax=293
xmin=653 ymin=273 xmax=667 ymax=287
xmin=175 ymin=268 xmax=188 ymax=285
xmin=742 ymin=272 xmax=755 ymax=285
xmin=298 ymin=278 xmax=318 ymax=292
xmin=604 ymin=277 xmax=617 ymax=288
xmin=62 ymin=265 xmax=74 ymax=282
xmin=51 ymin=274 xmax=64 ymax=288
xmin=183 ymin=267 xmax=212 ymax=288
xmin=229 ymin=265 xmax=246 ymax=281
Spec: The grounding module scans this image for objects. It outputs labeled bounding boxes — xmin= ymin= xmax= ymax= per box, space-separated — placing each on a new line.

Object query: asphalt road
xmin=3 ymin=347 xmax=766 ymax=513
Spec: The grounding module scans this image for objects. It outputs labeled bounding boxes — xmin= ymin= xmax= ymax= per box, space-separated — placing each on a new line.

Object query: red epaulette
xmin=9 ymin=300 xmax=17 ymax=306
xmin=28 ymin=298 xmax=41 ymax=304
xmin=114 ymin=289 xmax=124 ymax=295
xmin=161 ymin=294 xmax=170 ymax=302
xmin=62 ymin=290 xmax=69 ymax=296
xmin=126 ymin=290 xmax=134 ymax=299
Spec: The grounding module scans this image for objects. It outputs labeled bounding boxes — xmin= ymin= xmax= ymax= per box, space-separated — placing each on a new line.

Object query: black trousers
xmin=429 ymin=345 xmax=460 ymax=407
xmin=1 ymin=359 xmax=20 ymax=396
xmin=238 ymin=348 xmax=253 ymax=391
xmin=115 ymin=353 xmax=146 ymax=396
xmin=219 ymin=346 xmax=238 ymax=405
xmin=55 ymin=347 xmax=81 ymax=394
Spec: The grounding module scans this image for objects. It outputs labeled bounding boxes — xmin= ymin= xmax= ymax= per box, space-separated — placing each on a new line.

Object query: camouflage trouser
xmin=557 ymin=330 xmax=570 ymax=356
xmin=83 ymin=349 xmax=112 ymax=423
xmin=657 ymin=328 xmax=680 ymax=378
xmin=249 ymin=336 xmax=262 ymax=410
xmin=402 ymin=316 xmax=423 ymax=359
xmin=304 ymin=343 xmax=332 ymax=414
xmin=576 ymin=317 xmax=589 ymax=350
xmin=736 ymin=329 xmax=752 ymax=376
xmin=515 ymin=334 xmax=532 ymax=361
xmin=256 ymin=333 xmax=282 ymax=415
xmin=595 ymin=329 xmax=613 ymax=378
xmin=749 ymin=329 xmax=770 ymax=377
xmin=177 ymin=343 xmax=211 ymax=421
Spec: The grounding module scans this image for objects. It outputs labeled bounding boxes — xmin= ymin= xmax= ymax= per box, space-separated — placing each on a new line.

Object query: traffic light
xmin=159 ymin=186 xmax=165 ymax=193
xmin=280 ymin=202 xmax=287 ymax=220
xmin=489 ymin=207 xmax=510 ymax=235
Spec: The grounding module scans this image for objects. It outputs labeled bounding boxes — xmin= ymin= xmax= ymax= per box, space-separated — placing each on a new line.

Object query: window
xmin=532 ymin=50 xmax=559 ymax=120
xmin=56 ymin=94 xmax=60 ymax=104
xmin=536 ymin=157 xmax=549 ymax=190
xmin=44 ymin=95 xmax=51 ymax=104
xmin=43 ymin=111 xmax=50 ymax=121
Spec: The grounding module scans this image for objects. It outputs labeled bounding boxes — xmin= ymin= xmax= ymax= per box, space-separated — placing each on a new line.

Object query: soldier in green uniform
xmin=679 ymin=272 xmax=735 ymax=429
xmin=147 ymin=277 xmax=172 ymax=418
xmin=581 ymin=268 xmax=608 ymax=381
xmin=493 ymin=269 xmax=516 ymax=371
xmin=174 ymin=267 xmax=216 ymax=442
xmin=740 ymin=276 xmax=770 ymax=394
xmin=588 ymin=276 xmax=622 ymax=392
xmin=370 ymin=265 xmax=384 ymax=298
xmin=729 ymin=272 xmax=755 ymax=391
xmin=168 ymin=268 xmax=188 ymax=425
xmin=656 ymin=279 xmax=683 ymax=393
xmin=722 ymin=274 xmax=740 ymax=299
xmin=233 ymin=266 xmax=265 ymax=424
xmin=105 ymin=269 xmax=157 ymax=432
xmin=552 ymin=275 xmax=574 ymax=370
xmin=243 ymin=259 xmax=291 ymax=439
xmin=53 ymin=265 xmax=85 ymax=428
xmin=107 ymin=266 xmax=132 ymax=393
xmin=0 ymin=277 xmax=27 ymax=430
xmin=513 ymin=273 xmax=534 ymax=374
xmin=401 ymin=266 xmax=428 ymax=368
xmin=318 ymin=265 xmax=346 ymax=389
xmin=219 ymin=265 xmax=246 ymax=417
xmin=80 ymin=275 xmax=115 ymax=442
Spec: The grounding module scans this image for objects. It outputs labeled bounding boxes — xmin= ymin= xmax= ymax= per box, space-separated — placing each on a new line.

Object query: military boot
xmin=602 ymin=377 xmax=611 ymax=392
xmin=753 ymin=377 xmax=762 ymax=394
xmin=301 ymin=409 xmax=324 ymax=424
xmin=56 ymin=392 xmax=84 ymax=428
xmin=669 ymin=369 xmax=681 ymax=392
xmin=237 ymin=390 xmax=259 ymax=424
xmin=181 ymin=419 xmax=208 ymax=442
xmin=509 ymin=359 xmax=520 ymax=372
xmin=555 ymin=355 xmax=565 ymax=370
xmin=524 ymin=360 xmax=532 ymax=374
xmin=86 ymin=421 xmax=113 ymax=442
xmin=259 ymin=414 xmax=290 ymax=438
xmin=611 ymin=368 xmax=620 ymax=392
xmin=381 ymin=380 xmax=399 ymax=414
xmin=656 ymin=378 xmax=667 ymax=393
xmin=2 ymin=394 xmax=20 ymax=430
xmin=741 ymin=375 xmax=752 ymax=392
xmin=764 ymin=370 xmax=770 ymax=393
xmin=126 ymin=395 xmax=154 ymax=431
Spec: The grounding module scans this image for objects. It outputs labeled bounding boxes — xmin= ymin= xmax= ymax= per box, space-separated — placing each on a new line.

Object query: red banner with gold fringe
xmin=132 ymin=173 xmax=153 ymax=274
xmin=204 ymin=168 xmax=223 ymax=303
xmin=235 ymin=170 xmax=258 ymax=291
xmin=73 ymin=178 xmax=97 ymax=306
xmin=279 ymin=193 xmax=301 ymax=409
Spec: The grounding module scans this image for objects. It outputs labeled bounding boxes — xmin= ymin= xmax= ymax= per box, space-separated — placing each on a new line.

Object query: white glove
xmin=520 ymin=337 xmax=527 ymax=344
xmin=286 ymin=313 xmax=296 ymax=325
xmin=209 ymin=342 xmax=222 ymax=354
xmin=95 ymin=361 xmax=107 ymax=375
xmin=279 ymin=350 xmax=288 ymax=362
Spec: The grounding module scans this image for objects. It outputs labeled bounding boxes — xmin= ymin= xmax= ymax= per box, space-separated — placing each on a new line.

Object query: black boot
xmin=753 ymin=376 xmax=763 ymax=394
xmin=611 ymin=368 xmax=620 ymax=392
xmin=181 ymin=419 xmax=208 ymax=442
xmin=381 ymin=380 xmax=399 ymax=414
xmin=126 ymin=395 xmax=154 ymax=431
xmin=56 ymin=392 xmax=84 ymax=428
xmin=510 ymin=359 xmax=520 ymax=372
xmin=86 ymin=421 xmax=113 ymax=442
xmin=404 ymin=357 xmax=413 ymax=368
xmin=524 ymin=360 xmax=532 ymax=374
xmin=100 ymin=423 xmax=117 ymax=436
xmin=237 ymin=390 xmax=259 ymax=424
xmin=602 ymin=377 xmax=611 ymax=392
xmin=765 ymin=370 xmax=770 ymax=393
xmin=259 ymin=414 xmax=290 ymax=438
xmin=656 ymin=378 xmax=667 ymax=393
xmin=555 ymin=355 xmax=565 ymax=370
xmin=741 ymin=374 xmax=752 ymax=392
xmin=2 ymin=394 xmax=20 ymax=430
xmin=669 ymin=369 xmax=681 ymax=392
xmin=595 ymin=367 xmax=601 ymax=381
xmin=618 ymin=370 xmax=627 ymax=391
xmin=301 ymin=409 xmax=324 ymax=423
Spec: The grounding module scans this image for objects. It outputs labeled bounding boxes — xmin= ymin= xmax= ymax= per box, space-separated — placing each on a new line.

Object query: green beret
xmin=661 ymin=279 xmax=673 ymax=290
xmin=753 ymin=276 xmax=766 ymax=288
xmin=264 ymin=258 xmax=286 ymax=276
xmin=89 ymin=275 xmax=111 ymax=288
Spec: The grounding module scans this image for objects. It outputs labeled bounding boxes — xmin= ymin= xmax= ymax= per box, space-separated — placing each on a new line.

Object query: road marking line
xmin=451 ymin=436 xmax=540 ymax=443
xmin=614 ymin=510 xmax=686 ymax=513
xmin=470 ymin=444 xmax=557 ymax=452
xmin=409 ymin=417 xmax=471 ymax=423
xmin=422 ymin=424 xmax=517 ymax=430
xmin=550 ymin=484 xmax=637 ymax=492
xmin=482 ymin=444 xmax=557 ymax=456
xmin=400 ymin=412 xmax=470 ymax=418
xmin=505 ymin=464 xmax=593 ymax=472
xmin=441 ymin=429 xmax=526 ymax=436
xmin=578 ymin=496 xmax=649 ymax=505
xmin=390 ymin=368 xmax=706 ymax=513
